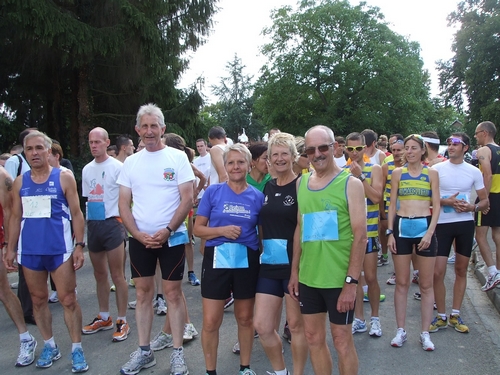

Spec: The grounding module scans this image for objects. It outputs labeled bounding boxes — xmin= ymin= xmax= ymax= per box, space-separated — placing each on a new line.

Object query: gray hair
xmin=268 ymin=132 xmax=298 ymax=161
xmin=305 ymin=125 xmax=335 ymax=143
xmin=23 ymin=131 xmax=52 ymax=149
xmin=136 ymin=103 xmax=165 ymax=128
xmin=223 ymin=143 xmax=252 ymax=166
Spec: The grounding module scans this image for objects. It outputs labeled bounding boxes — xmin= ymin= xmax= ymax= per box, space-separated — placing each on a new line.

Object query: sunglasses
xmin=346 ymin=145 xmax=366 ymax=152
xmin=405 ymin=134 xmax=424 ymax=141
xmin=300 ymin=153 xmax=308 ymax=158
xmin=391 ymin=140 xmax=404 ymax=146
xmin=304 ymin=142 xmax=334 ymax=155
xmin=446 ymin=137 xmax=466 ymax=146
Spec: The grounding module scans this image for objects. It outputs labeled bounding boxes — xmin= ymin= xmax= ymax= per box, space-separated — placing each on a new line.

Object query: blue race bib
xmin=87 ymin=201 xmax=105 ymax=220
xmin=442 ymin=194 xmax=468 ymax=213
xmin=302 ymin=211 xmax=339 ymax=242
xmin=213 ymin=243 xmax=249 ymax=269
xmin=168 ymin=230 xmax=189 ymax=247
xmin=261 ymin=239 xmax=289 ymax=265
xmin=399 ymin=217 xmax=428 ymax=238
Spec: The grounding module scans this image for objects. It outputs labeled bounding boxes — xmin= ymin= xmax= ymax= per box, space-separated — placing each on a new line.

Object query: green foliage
xmin=438 ymin=0 xmax=500 ymax=126
xmin=253 ymin=0 xmax=433 ymax=138
xmin=210 ymin=55 xmax=265 ymax=141
xmin=0 ymin=0 xmax=218 ymax=154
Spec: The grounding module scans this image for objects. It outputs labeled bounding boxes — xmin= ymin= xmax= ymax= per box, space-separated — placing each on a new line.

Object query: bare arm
xmin=364 ymin=164 xmax=383 ymax=203
xmin=5 ymin=176 xmax=23 ymax=270
xmin=337 ymin=176 xmax=367 ymax=313
xmin=0 ymin=168 xmax=13 ymax=244
xmin=61 ymin=170 xmax=85 ymax=270
xmin=193 ymin=215 xmax=241 ymax=240
xmin=288 ymin=176 xmax=303 ymax=301
xmin=477 ymin=146 xmax=492 ymax=194
xmin=211 ymin=147 xmax=228 ymax=183
xmin=191 ymin=163 xmax=206 ymax=199
xmin=387 ymin=168 xmax=402 ymax=253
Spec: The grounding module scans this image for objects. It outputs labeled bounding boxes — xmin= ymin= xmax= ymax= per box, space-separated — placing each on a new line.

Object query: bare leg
xmin=285 ymin=294 xmax=308 ymax=375
xmin=133 ymin=276 xmax=155 ymax=345
xmin=0 ymin=262 xmax=28 ymax=333
xmin=162 ymin=279 xmax=185 ymax=348
xmin=201 ymin=298 xmax=224 ymax=371
xmin=417 ymin=255 xmax=436 ymax=332
xmin=234 ymin=298 xmax=255 ymax=367
xmin=475 ymin=226 xmax=494 ymax=267
xmin=393 ymin=254 xmax=412 ymax=329
xmin=107 ymin=245 xmax=128 ymax=317
xmin=331 ymin=323 xmax=358 ymax=375
xmin=302 ymin=313 xmax=332 ymax=375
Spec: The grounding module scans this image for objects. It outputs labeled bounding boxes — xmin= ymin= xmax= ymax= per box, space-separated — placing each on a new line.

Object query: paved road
xmin=3 ymin=239 xmax=500 ymax=375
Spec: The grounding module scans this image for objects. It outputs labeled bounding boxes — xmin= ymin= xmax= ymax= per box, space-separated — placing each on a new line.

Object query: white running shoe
xmin=369 ymin=318 xmax=382 ymax=337
xmin=170 ymin=348 xmax=188 ymax=375
xmin=48 ymin=291 xmax=59 ymax=303
xmin=150 ymin=331 xmax=173 ymax=351
xmin=386 ymin=273 xmax=396 ymax=285
xmin=481 ymin=272 xmax=500 ymax=292
xmin=156 ymin=297 xmax=167 ymax=315
xmin=390 ymin=328 xmax=407 ymax=347
xmin=420 ymin=331 xmax=435 ymax=351
xmin=183 ymin=323 xmax=198 ymax=342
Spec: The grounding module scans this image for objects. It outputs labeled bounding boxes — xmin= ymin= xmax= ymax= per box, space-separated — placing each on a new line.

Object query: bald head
xmin=89 ymin=127 xmax=110 ymax=161
xmin=89 ymin=127 xmax=109 ymax=141
xmin=305 ymin=125 xmax=335 ymax=144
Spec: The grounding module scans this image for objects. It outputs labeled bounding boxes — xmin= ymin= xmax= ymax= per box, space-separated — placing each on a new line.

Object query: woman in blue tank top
xmin=386 ymin=134 xmax=441 ymax=351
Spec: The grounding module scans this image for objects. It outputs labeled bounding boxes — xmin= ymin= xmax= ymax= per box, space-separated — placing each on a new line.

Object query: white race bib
xmin=22 ymin=196 xmax=51 ymax=218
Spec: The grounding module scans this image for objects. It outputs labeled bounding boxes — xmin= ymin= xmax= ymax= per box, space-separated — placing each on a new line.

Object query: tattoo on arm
xmin=479 ymin=156 xmax=485 ymax=160
xmin=4 ymin=177 xmax=13 ymax=191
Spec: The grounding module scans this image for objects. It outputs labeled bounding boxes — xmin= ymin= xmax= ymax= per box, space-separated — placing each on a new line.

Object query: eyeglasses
xmin=446 ymin=137 xmax=466 ymax=146
xmin=304 ymin=142 xmax=334 ymax=155
xmin=346 ymin=145 xmax=366 ymax=152
xmin=475 ymin=130 xmax=485 ymax=136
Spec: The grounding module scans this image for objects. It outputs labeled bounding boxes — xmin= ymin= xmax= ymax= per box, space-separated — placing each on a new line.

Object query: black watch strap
xmin=75 ymin=242 xmax=86 ymax=248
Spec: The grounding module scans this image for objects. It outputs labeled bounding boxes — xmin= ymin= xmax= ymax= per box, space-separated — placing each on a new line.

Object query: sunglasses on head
xmin=346 ymin=145 xmax=366 ymax=152
xmin=405 ymin=134 xmax=424 ymax=141
xmin=446 ymin=137 xmax=466 ymax=146
xmin=304 ymin=142 xmax=334 ymax=155
xmin=391 ymin=140 xmax=404 ymax=146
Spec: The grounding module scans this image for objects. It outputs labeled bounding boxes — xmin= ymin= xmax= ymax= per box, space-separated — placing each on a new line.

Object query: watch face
xmin=346 ymin=276 xmax=352 ymax=283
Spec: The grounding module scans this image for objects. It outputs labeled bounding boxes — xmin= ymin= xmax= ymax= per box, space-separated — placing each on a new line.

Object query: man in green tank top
xmin=288 ymin=125 xmax=367 ymax=375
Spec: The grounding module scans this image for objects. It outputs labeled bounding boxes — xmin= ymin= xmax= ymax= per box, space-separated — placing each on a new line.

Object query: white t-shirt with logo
xmin=193 ymin=153 xmax=211 ymax=199
xmin=82 ymin=157 xmax=122 ymax=219
xmin=117 ymin=147 xmax=195 ymax=235
xmin=433 ymin=160 xmax=484 ymax=224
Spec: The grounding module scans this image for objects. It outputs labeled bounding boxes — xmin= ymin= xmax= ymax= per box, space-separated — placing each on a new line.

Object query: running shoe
xmin=282 ymin=323 xmax=291 ymax=344
xmin=156 ymin=297 xmax=167 ymax=316
xmin=390 ymin=328 xmax=407 ymax=348
xmin=129 ymin=279 xmax=136 ymax=287
xmin=183 ymin=323 xmax=198 ymax=342
xmin=151 ymin=331 xmax=173 ymax=351
xmin=377 ymin=256 xmax=389 ymax=267
xmin=188 ymin=272 xmax=201 ymax=286
xmin=240 ymin=369 xmax=257 ymax=375
xmin=232 ymin=341 xmax=240 ymax=355
xmin=128 ymin=299 xmax=158 ymax=310
xmin=369 ymin=318 xmax=382 ymax=337
xmin=386 ymin=273 xmax=396 ymax=285
xmin=82 ymin=314 xmax=113 ymax=334
xmin=224 ymin=293 xmax=234 ymax=309
xmin=48 ymin=291 xmax=59 ymax=303
xmin=120 ymin=349 xmax=156 ymax=375
xmin=36 ymin=344 xmax=61 ymax=368
xmin=413 ymin=292 xmax=421 ymax=300
xmin=10 ymin=282 xmax=18 ymax=289
xmin=481 ymin=272 xmax=500 ymax=292
xmin=351 ymin=318 xmax=367 ymax=334
xmin=266 ymin=371 xmax=289 ymax=375
xmin=447 ymin=254 xmax=456 ymax=264
xmin=448 ymin=314 xmax=469 ymax=333
xmin=110 ymin=284 xmax=116 ymax=292
xmin=71 ymin=347 xmax=89 ymax=373
xmin=412 ymin=273 xmax=419 ymax=284
xmin=429 ymin=316 xmax=447 ymax=332
xmin=363 ymin=293 xmax=386 ymax=302
xmin=113 ymin=320 xmax=130 ymax=342
xmin=15 ymin=334 xmax=37 ymax=367
xmin=419 ymin=332 xmax=435 ymax=351
xmin=170 ymin=348 xmax=188 ymax=375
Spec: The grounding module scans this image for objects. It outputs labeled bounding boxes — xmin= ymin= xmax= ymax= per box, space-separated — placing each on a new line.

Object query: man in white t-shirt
xmin=117 ymin=103 xmax=194 ymax=375
xmin=334 ymin=135 xmax=347 ymax=167
xmin=430 ymin=132 xmax=488 ymax=335
xmin=208 ymin=126 xmax=228 ymax=185
xmin=81 ymin=128 xmax=129 ymax=342
xmin=193 ymin=138 xmax=211 ymax=201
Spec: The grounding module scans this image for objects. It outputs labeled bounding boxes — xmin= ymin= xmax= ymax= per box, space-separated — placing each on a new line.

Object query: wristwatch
xmin=345 ymin=276 xmax=358 ymax=285
xmin=357 ymin=173 xmax=366 ymax=182
xmin=474 ymin=204 xmax=479 ymax=212
xmin=166 ymin=226 xmax=174 ymax=235
xmin=75 ymin=242 xmax=86 ymax=248
xmin=385 ymin=229 xmax=394 ymax=237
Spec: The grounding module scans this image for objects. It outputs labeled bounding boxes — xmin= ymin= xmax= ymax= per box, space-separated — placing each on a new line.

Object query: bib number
xmin=261 ymin=239 xmax=289 ymax=265
xmin=302 ymin=211 xmax=339 ymax=242
xmin=399 ymin=217 xmax=428 ymax=238
xmin=22 ymin=196 xmax=51 ymax=218
xmin=213 ymin=243 xmax=248 ymax=269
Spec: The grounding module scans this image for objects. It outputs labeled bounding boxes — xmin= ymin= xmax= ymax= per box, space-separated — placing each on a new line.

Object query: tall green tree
xmin=211 ymin=54 xmax=264 ymax=141
xmin=253 ymin=0 xmax=433 ymax=137
xmin=0 ymin=0 xmax=218 ymax=155
xmin=438 ymin=0 xmax=500 ymax=126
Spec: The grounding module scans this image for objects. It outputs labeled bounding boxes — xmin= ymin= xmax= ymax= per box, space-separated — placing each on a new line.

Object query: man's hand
xmin=3 ymin=246 xmax=17 ymax=271
xmin=149 ymin=228 xmax=171 ymax=249
xmin=349 ymin=161 xmax=362 ymax=178
xmin=337 ymin=284 xmax=356 ymax=313
xmin=73 ymin=247 xmax=85 ymax=271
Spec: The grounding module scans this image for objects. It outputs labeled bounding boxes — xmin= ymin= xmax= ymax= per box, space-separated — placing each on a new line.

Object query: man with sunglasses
xmin=430 ymin=133 xmax=488 ymax=334
xmin=289 ymin=125 xmax=366 ymax=375
xmin=474 ymin=121 xmax=500 ymax=291
xmin=344 ymin=132 xmax=384 ymax=338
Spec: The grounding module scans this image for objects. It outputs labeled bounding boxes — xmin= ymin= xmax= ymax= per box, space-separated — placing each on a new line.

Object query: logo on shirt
xmin=283 ymin=195 xmax=295 ymax=206
xmin=163 ymin=168 xmax=175 ymax=181
xmin=263 ymin=195 xmax=269 ymax=205
xmin=49 ymin=181 xmax=54 ymax=186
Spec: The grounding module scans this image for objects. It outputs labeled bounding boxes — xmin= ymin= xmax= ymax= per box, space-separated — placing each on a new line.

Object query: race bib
xmin=168 ymin=230 xmax=189 ymax=247
xmin=22 ymin=196 xmax=51 ymax=218
xmin=442 ymin=194 xmax=468 ymax=213
xmin=87 ymin=201 xmax=105 ymax=220
xmin=213 ymin=243 xmax=248 ymax=269
xmin=399 ymin=217 xmax=428 ymax=238
xmin=261 ymin=239 xmax=289 ymax=265
xmin=302 ymin=211 xmax=339 ymax=242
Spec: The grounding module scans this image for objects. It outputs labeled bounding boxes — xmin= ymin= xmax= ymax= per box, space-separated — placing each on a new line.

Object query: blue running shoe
xmin=188 ymin=272 xmax=201 ymax=286
xmin=72 ymin=348 xmax=89 ymax=373
xmin=36 ymin=344 xmax=61 ymax=368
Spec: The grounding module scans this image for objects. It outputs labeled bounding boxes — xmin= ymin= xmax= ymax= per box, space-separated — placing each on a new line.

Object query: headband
xmin=421 ymin=137 xmax=440 ymax=144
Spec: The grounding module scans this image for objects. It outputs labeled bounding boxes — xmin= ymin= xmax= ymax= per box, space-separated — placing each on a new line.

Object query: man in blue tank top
xmin=5 ymin=131 xmax=88 ymax=373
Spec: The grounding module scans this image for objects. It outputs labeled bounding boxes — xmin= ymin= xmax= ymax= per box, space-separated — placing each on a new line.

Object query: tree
xmin=0 ymin=0 xmax=218 ymax=155
xmin=438 ymin=0 xmax=500 ymax=126
xmin=253 ymin=0 xmax=433 ymax=137
xmin=211 ymin=54 xmax=265 ymax=141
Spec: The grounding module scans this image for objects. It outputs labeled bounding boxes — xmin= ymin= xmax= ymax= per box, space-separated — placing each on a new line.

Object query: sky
xmin=179 ymin=0 xmax=461 ymax=102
